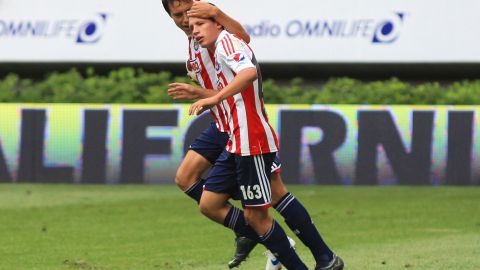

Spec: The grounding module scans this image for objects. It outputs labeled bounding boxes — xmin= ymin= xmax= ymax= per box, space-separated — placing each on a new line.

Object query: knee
xmin=243 ymin=208 xmax=253 ymax=223
xmin=175 ymin=168 xmax=199 ymax=191
xmin=198 ymin=201 xmax=214 ymax=218
xmin=243 ymin=208 xmax=268 ymax=226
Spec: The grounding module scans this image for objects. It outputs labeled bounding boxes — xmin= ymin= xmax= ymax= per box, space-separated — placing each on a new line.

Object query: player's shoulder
xmin=224 ymin=32 xmax=245 ymax=43
xmin=216 ymin=31 xmax=249 ymax=57
xmin=215 ymin=31 xmax=232 ymax=56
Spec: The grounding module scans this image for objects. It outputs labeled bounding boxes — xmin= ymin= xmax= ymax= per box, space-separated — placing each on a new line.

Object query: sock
xmin=223 ymin=206 xmax=260 ymax=242
xmin=275 ymin=192 xmax=334 ymax=266
xmin=260 ymin=221 xmax=308 ymax=270
xmin=184 ymin=179 xmax=205 ymax=204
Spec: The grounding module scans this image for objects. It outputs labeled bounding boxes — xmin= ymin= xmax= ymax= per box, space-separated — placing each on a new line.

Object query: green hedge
xmin=1 ymin=67 xmax=480 ymax=104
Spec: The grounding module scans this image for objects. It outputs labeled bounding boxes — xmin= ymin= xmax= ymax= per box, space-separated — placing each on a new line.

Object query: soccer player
xmin=162 ymin=0 xmax=260 ymax=267
xmin=165 ymin=1 xmax=344 ymax=269
xmin=187 ymin=15 xmax=310 ymax=270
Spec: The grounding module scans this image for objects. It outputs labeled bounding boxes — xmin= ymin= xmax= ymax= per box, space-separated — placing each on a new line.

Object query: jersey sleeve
xmin=218 ymin=34 xmax=255 ymax=74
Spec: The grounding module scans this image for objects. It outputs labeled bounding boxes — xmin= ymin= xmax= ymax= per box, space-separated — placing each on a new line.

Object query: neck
xmin=208 ymin=31 xmax=221 ymax=51
xmin=206 ymin=43 xmax=216 ymax=52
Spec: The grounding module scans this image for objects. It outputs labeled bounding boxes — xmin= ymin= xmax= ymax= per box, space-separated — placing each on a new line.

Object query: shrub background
xmin=1 ymin=68 xmax=480 ymax=104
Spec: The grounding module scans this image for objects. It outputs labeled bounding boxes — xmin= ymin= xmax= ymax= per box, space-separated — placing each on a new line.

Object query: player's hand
xmin=168 ymin=83 xmax=200 ymax=100
xmin=189 ymin=96 xmax=220 ymax=115
xmin=187 ymin=1 xmax=218 ymax=19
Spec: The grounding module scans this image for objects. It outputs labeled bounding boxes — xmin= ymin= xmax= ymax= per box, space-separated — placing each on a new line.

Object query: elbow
xmin=238 ymin=68 xmax=258 ymax=84
xmin=248 ymin=68 xmax=258 ymax=81
xmin=252 ymin=72 xmax=258 ymax=81
xmin=243 ymin=34 xmax=251 ymax=44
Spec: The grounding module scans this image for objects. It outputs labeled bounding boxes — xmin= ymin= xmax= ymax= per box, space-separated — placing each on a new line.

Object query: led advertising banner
xmin=0 ymin=0 xmax=479 ymax=63
xmin=0 ymin=104 xmax=478 ymax=185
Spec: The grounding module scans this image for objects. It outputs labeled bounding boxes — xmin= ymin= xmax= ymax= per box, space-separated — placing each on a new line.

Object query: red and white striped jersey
xmin=188 ymin=37 xmax=230 ymax=132
xmin=213 ymin=30 xmax=279 ymax=156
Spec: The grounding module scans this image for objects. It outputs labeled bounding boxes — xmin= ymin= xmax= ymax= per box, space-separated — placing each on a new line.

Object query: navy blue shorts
xmin=204 ymin=150 xmax=277 ymax=208
xmin=189 ymin=122 xmax=282 ymax=173
xmin=189 ymin=122 xmax=229 ymax=164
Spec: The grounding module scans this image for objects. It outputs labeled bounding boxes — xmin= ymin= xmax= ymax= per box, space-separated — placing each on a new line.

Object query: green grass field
xmin=0 ymin=184 xmax=479 ymax=270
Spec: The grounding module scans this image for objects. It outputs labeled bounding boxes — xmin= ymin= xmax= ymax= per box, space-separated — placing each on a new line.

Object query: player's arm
xmin=187 ymin=1 xmax=251 ymax=43
xmin=168 ymin=83 xmax=217 ymax=100
xmin=189 ymin=68 xmax=257 ymax=115
xmin=214 ymin=68 xmax=257 ymax=101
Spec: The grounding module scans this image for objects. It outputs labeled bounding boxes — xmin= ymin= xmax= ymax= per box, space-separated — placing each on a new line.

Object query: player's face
xmin=168 ymin=0 xmax=193 ymax=35
xmin=190 ymin=17 xmax=222 ymax=48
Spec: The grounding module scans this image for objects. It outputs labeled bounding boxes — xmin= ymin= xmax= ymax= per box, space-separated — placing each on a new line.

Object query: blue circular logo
xmin=381 ymin=22 xmax=394 ymax=36
xmin=76 ymin=13 xmax=108 ymax=44
xmin=372 ymin=13 xmax=404 ymax=44
xmin=85 ymin=23 xmax=97 ymax=36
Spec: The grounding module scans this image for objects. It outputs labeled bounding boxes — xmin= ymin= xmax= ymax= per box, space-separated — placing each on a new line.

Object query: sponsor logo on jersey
xmin=188 ymin=58 xmax=201 ymax=73
xmin=233 ymin=53 xmax=245 ymax=63
xmin=193 ymin=40 xmax=200 ymax=51
xmin=216 ymin=78 xmax=224 ymax=90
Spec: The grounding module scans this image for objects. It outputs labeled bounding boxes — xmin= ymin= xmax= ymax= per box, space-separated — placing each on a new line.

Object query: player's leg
xmin=270 ymin=173 xmax=288 ymax=206
xmin=266 ymin=173 xmax=290 ymax=270
xmin=178 ymin=123 xmax=257 ymax=267
xmin=199 ymin=190 xmax=264 ymax=269
xmin=176 ymin=122 xmax=225 ymax=202
xmin=270 ymin=159 xmax=343 ymax=269
xmin=244 ymin=207 xmax=307 ymax=270
xmin=176 ymin=150 xmax=211 ymax=203
xmin=237 ymin=153 xmax=308 ymax=270
xmin=199 ymin=190 xmax=260 ymax=240
xmin=202 ymin=149 xmax=259 ymax=268
xmin=198 ymin=190 xmax=232 ymax=224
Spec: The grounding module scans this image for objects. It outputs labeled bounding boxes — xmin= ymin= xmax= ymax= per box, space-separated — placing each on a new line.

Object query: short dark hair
xmin=162 ymin=0 xmax=192 ymax=15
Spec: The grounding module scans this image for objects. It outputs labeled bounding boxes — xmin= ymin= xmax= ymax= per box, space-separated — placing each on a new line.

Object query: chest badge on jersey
xmin=214 ymin=59 xmax=222 ymax=72
xmin=188 ymin=58 xmax=202 ymax=74
xmin=193 ymin=40 xmax=200 ymax=52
